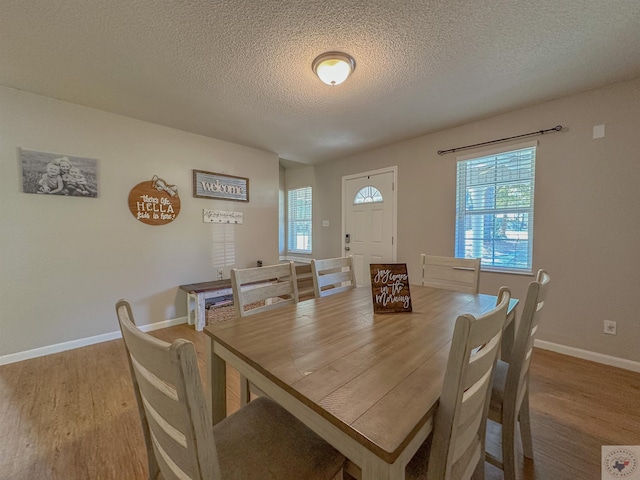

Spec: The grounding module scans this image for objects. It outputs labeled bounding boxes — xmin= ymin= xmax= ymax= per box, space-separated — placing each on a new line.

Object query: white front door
xmin=343 ymin=167 xmax=397 ymax=286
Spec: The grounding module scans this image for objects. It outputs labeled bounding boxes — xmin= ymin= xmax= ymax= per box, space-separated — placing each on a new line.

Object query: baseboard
xmin=534 ymin=339 xmax=640 ymax=373
xmin=0 ymin=316 xmax=188 ymax=366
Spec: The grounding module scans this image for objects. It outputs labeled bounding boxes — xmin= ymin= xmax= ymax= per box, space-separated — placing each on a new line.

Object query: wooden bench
xmin=295 ymin=264 xmax=315 ymax=301
xmin=180 ymin=264 xmax=315 ymax=331
xmin=180 ymin=280 xmax=233 ymax=331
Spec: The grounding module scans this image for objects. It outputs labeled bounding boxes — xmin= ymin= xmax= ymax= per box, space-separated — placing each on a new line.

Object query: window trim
xmin=455 ymin=141 xmax=537 ymax=274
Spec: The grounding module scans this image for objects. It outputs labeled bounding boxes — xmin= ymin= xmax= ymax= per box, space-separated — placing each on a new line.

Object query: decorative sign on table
xmin=193 ymin=169 xmax=249 ymax=202
xmin=369 ymin=263 xmax=412 ymax=313
xmin=128 ymin=175 xmax=181 ymax=226
xmin=203 ymin=209 xmax=244 ymax=224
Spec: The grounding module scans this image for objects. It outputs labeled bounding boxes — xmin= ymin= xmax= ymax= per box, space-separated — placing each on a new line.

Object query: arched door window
xmin=353 ymin=186 xmax=383 ymax=204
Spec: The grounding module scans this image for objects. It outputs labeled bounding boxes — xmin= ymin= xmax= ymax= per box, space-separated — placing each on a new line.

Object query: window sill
xmin=482 ymin=268 xmax=534 ymax=276
xmin=280 ymin=254 xmax=312 ymax=264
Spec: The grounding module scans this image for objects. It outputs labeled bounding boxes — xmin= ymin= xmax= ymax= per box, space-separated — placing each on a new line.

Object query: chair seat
xmin=214 ymin=396 xmax=345 ymax=480
xmin=489 ymin=359 xmax=509 ymax=418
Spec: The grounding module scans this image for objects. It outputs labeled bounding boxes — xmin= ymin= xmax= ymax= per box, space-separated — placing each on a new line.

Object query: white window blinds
xmin=287 ymin=186 xmax=312 ymax=254
xmin=455 ymin=142 xmax=536 ymax=273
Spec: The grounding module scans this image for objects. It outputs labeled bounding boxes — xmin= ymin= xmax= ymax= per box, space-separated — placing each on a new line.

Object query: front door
xmin=343 ymin=167 xmax=397 ymax=286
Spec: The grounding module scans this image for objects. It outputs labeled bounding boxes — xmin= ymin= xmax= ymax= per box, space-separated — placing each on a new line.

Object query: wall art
xmin=20 ymin=148 xmax=98 ymax=197
xmin=128 ymin=176 xmax=181 ymax=226
xmin=193 ymin=169 xmax=249 ymax=202
xmin=203 ymin=209 xmax=243 ymax=224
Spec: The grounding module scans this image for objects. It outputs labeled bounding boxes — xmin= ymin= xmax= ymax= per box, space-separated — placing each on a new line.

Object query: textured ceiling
xmin=2 ymin=1 xmax=640 ymax=164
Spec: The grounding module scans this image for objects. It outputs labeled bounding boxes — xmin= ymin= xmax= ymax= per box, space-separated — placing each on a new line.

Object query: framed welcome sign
xmin=369 ymin=263 xmax=412 ymax=313
xmin=193 ymin=170 xmax=249 ymax=202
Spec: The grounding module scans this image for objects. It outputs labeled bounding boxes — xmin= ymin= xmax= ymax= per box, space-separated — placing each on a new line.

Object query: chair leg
xmin=501 ymin=412 xmax=518 ymax=480
xmin=519 ymin=392 xmax=534 ymax=459
xmin=240 ymin=374 xmax=250 ymax=405
xmin=472 ymin=457 xmax=485 ymax=480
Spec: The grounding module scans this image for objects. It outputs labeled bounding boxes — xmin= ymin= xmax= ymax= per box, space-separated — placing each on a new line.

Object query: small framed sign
xmin=370 ymin=264 xmax=412 ymax=313
xmin=193 ymin=170 xmax=249 ymax=202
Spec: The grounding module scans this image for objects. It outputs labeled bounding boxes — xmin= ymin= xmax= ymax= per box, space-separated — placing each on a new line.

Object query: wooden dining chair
xmin=230 ymin=261 xmax=299 ymax=403
xmin=310 ymin=256 xmax=357 ymax=298
xmin=116 ymin=300 xmax=345 ymax=480
xmin=421 ymin=254 xmax=481 ymax=294
xmin=485 ymin=270 xmax=550 ymax=480
xmin=347 ymin=288 xmax=511 ymax=480
xmin=230 ymin=261 xmax=299 ymax=318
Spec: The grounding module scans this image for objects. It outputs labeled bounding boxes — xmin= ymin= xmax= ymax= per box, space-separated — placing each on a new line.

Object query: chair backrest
xmin=427 ymin=288 xmax=511 ymax=480
xmin=310 ymin=256 xmax=357 ymax=298
xmin=421 ymin=254 xmax=481 ymax=294
xmin=116 ymin=300 xmax=221 ymax=480
xmin=230 ymin=261 xmax=299 ymax=318
xmin=504 ymin=269 xmax=550 ymax=414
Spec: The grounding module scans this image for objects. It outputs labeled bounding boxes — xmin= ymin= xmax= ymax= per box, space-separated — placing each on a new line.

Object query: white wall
xmin=0 ymin=87 xmax=279 ymax=357
xmin=314 ymin=77 xmax=640 ymax=363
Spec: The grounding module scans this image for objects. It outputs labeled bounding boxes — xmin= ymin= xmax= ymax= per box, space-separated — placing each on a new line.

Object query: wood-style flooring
xmin=0 ymin=324 xmax=638 ymax=479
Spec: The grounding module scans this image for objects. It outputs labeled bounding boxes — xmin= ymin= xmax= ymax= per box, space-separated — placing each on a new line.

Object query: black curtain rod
xmin=437 ymin=125 xmax=563 ymax=156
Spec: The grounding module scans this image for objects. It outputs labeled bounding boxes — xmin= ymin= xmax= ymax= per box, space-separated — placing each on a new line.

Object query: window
xmin=354 ymin=186 xmax=383 ymax=204
xmin=455 ymin=142 xmax=536 ymax=273
xmin=287 ymin=186 xmax=312 ymax=254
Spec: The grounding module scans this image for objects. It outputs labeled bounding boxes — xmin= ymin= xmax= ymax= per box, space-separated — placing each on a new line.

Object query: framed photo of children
xmin=20 ymin=148 xmax=98 ymax=198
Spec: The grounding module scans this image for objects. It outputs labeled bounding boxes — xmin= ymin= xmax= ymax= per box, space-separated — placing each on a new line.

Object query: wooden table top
xmin=204 ymin=285 xmax=517 ymax=463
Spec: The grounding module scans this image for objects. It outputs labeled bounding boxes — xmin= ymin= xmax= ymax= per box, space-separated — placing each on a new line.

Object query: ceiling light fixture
xmin=312 ymin=52 xmax=356 ymax=86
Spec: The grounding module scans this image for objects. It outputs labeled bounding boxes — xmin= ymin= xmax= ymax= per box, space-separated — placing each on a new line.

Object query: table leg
xmin=361 ymin=453 xmax=404 ymax=480
xmin=207 ymin=338 xmax=227 ymax=425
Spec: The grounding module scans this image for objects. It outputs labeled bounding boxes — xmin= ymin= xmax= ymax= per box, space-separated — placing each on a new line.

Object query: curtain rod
xmin=437 ymin=125 xmax=563 ymax=156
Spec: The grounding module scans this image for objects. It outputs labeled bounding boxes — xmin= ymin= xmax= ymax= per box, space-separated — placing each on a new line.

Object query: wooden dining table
xmin=204 ymin=285 xmax=518 ymax=480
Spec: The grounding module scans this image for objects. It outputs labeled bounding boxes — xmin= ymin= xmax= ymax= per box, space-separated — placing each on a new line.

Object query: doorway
xmin=342 ymin=166 xmax=397 ymax=286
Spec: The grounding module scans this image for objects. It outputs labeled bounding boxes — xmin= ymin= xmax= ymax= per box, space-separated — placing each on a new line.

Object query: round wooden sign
xmin=128 ymin=177 xmax=181 ymax=226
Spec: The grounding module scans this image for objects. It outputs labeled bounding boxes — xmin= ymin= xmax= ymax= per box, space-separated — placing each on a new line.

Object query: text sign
xmin=128 ymin=177 xmax=180 ymax=226
xmin=370 ymin=264 xmax=412 ymax=314
xmin=193 ymin=170 xmax=249 ymax=202
xmin=203 ymin=209 xmax=243 ymax=224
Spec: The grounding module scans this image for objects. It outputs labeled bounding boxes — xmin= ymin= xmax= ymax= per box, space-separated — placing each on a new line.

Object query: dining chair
xmin=310 ymin=256 xmax=357 ymax=298
xmin=230 ymin=261 xmax=299 ymax=404
xmin=115 ymin=300 xmax=345 ymax=480
xmin=347 ymin=287 xmax=511 ymax=480
xmin=485 ymin=270 xmax=550 ymax=480
xmin=421 ymin=254 xmax=481 ymax=294
xmin=230 ymin=261 xmax=299 ymax=318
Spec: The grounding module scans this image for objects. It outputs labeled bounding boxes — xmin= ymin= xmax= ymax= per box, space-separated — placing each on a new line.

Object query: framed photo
xmin=193 ymin=169 xmax=249 ymax=202
xmin=20 ymin=148 xmax=98 ymax=198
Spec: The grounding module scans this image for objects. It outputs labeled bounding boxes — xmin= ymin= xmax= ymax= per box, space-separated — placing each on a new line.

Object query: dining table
xmin=204 ymin=284 xmax=518 ymax=480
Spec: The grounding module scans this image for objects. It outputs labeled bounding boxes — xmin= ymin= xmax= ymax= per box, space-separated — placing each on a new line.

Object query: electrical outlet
xmin=217 ymin=268 xmax=224 ymax=280
xmin=604 ymin=320 xmax=616 ymax=335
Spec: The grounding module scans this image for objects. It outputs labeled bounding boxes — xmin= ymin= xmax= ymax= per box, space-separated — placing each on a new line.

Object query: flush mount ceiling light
xmin=312 ymin=52 xmax=356 ymax=86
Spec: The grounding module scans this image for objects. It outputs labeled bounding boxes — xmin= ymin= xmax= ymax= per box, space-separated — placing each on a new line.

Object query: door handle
xmin=345 ymin=246 xmax=351 ymax=251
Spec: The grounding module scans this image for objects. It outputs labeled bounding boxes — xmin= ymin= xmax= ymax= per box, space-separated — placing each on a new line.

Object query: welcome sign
xmin=193 ymin=170 xmax=249 ymax=202
xmin=370 ymin=264 xmax=412 ymax=314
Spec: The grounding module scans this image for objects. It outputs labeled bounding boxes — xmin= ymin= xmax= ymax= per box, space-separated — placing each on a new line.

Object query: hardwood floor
xmin=0 ymin=324 xmax=638 ymax=479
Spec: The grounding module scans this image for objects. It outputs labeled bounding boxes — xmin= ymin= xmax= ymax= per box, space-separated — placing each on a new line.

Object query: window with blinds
xmin=455 ymin=142 xmax=536 ymax=273
xmin=287 ymin=186 xmax=312 ymax=254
